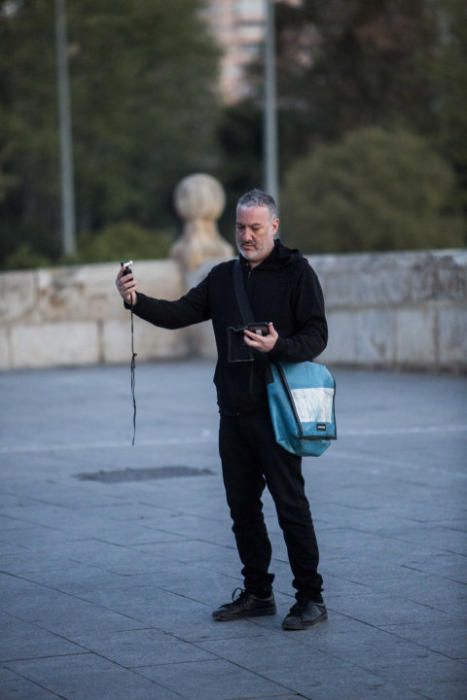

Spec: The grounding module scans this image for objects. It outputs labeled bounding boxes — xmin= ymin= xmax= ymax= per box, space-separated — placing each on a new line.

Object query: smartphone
xmin=246 ymin=322 xmax=269 ymax=336
xmin=120 ymin=260 xmax=133 ymax=275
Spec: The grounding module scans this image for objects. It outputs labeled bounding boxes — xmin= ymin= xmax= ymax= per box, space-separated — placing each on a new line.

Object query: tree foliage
xmin=272 ymin=0 xmax=438 ymax=145
xmin=0 ymin=0 xmax=221 ymax=266
xmin=71 ymin=221 xmax=171 ymax=264
xmin=214 ymin=100 xmax=263 ymax=240
xmin=233 ymin=0 xmax=466 ymax=246
xmin=282 ymin=128 xmax=464 ymax=253
xmin=431 ymin=0 xmax=467 ymax=207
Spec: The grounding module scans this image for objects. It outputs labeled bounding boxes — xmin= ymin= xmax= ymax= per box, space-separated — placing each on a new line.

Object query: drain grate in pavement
xmin=75 ymin=466 xmax=214 ymax=483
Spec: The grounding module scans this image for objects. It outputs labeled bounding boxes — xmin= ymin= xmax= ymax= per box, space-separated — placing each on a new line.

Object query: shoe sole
xmin=213 ymin=607 xmax=277 ymax=622
xmin=282 ymin=611 xmax=328 ymax=631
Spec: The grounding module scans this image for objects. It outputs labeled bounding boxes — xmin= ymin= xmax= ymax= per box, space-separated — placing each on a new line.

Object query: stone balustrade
xmin=0 ymin=248 xmax=465 ymax=372
xmin=189 ymin=249 xmax=467 ymax=372
xmin=315 ymin=249 xmax=466 ymax=370
xmin=0 ymin=260 xmax=188 ymax=369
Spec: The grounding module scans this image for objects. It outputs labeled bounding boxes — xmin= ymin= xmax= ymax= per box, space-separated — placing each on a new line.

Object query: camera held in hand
xmin=228 ymin=322 xmax=269 ymax=363
xmin=120 ymin=260 xmax=133 ymax=275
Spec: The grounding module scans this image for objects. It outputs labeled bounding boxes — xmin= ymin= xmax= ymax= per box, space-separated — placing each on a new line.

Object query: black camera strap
xmin=130 ymin=307 xmax=137 ymax=446
xmin=233 ymin=260 xmax=272 ymax=393
xmin=233 ymin=259 xmax=255 ymax=325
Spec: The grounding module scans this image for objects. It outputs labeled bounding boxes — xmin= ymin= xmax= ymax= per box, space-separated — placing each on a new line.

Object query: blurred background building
xmin=203 ymin=0 xmax=266 ymax=103
xmin=203 ymin=0 xmax=301 ymax=103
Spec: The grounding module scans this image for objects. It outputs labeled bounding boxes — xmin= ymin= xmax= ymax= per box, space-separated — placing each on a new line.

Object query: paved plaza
xmin=0 ymin=359 xmax=466 ymax=700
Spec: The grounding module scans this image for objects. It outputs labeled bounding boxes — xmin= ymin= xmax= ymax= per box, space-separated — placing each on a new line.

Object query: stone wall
xmin=315 ymin=249 xmax=466 ymax=371
xmin=187 ymin=249 xmax=467 ymax=372
xmin=0 ymin=260 xmax=189 ymax=370
xmin=0 ymin=249 xmax=465 ymax=371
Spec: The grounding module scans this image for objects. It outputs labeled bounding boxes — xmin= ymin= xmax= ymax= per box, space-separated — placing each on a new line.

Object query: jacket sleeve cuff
xmin=268 ymin=336 xmax=288 ymax=361
xmin=123 ymin=293 xmax=139 ymax=310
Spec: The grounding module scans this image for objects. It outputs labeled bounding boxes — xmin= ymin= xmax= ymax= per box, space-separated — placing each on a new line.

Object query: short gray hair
xmin=236 ymin=189 xmax=277 ymax=219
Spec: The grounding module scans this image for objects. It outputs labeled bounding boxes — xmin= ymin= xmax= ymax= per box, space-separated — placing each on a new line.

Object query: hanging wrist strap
xmin=130 ymin=306 xmax=137 ymax=446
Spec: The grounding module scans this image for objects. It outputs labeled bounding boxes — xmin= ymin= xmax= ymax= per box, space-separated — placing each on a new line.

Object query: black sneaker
xmin=212 ymin=588 xmax=276 ymax=622
xmin=282 ymin=596 xmax=328 ymax=631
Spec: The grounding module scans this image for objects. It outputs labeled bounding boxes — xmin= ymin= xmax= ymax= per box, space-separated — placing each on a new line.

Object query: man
xmin=115 ymin=189 xmax=328 ymax=631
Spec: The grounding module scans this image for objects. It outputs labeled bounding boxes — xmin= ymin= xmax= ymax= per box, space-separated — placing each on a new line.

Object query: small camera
xmin=245 ymin=322 xmax=269 ymax=337
xmin=120 ymin=260 xmax=133 ymax=275
xmin=227 ymin=322 xmax=269 ymax=363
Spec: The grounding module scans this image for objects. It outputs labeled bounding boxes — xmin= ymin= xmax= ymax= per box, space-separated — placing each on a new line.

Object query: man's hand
xmin=244 ymin=322 xmax=278 ymax=353
xmin=115 ymin=267 xmax=137 ymax=307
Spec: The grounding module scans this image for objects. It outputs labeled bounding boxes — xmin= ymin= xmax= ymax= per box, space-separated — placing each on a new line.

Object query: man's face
xmin=235 ymin=205 xmax=279 ymax=267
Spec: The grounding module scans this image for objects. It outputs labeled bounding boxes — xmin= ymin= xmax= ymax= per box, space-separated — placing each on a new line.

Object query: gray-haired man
xmin=116 ymin=189 xmax=328 ymax=630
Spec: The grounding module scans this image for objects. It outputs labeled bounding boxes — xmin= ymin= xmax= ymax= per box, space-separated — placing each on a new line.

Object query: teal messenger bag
xmin=233 ymin=261 xmax=337 ymax=457
xmin=267 ymin=360 xmax=336 ymax=456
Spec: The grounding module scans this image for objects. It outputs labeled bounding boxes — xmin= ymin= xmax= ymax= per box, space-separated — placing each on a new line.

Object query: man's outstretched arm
xmin=115 ymin=267 xmax=211 ymax=329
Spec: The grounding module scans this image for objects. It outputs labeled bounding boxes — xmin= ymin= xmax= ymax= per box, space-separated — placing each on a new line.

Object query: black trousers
xmin=219 ymin=413 xmax=323 ymax=598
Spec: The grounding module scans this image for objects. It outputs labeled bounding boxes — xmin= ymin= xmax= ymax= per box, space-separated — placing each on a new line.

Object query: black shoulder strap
xmin=233 ymin=260 xmax=274 ymax=384
xmin=233 ymin=260 xmax=255 ymax=325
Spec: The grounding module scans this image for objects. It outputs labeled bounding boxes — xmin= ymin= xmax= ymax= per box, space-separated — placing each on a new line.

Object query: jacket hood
xmin=239 ymin=239 xmax=303 ymax=271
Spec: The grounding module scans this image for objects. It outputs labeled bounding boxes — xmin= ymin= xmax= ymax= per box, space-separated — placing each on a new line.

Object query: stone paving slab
xmin=0 ymin=667 xmax=61 ymax=700
xmin=136 ymin=657 xmax=293 ymax=700
xmin=71 ymin=627 xmax=217 ymax=668
xmin=5 ymin=654 xmax=184 ymax=700
xmin=379 ymin=620 xmax=467 ymax=659
xmin=1 ymin=360 xmax=467 ymax=700
xmin=0 ymin=611 xmax=84 ymax=663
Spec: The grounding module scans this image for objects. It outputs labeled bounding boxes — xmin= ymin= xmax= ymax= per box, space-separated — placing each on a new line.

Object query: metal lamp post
xmin=263 ymin=0 xmax=279 ymax=208
xmin=55 ymin=0 xmax=76 ymax=256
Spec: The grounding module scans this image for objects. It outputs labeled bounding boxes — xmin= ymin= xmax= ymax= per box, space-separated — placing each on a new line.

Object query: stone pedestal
xmin=171 ymin=173 xmax=233 ymax=272
xmin=171 ymin=173 xmax=234 ymax=356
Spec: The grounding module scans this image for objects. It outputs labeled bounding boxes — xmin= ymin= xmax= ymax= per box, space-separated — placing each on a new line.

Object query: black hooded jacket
xmin=127 ymin=240 xmax=327 ymax=415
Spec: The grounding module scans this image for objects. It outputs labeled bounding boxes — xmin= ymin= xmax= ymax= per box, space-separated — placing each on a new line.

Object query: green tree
xmin=0 ymin=0 xmax=221 ymax=265
xmin=72 ymin=221 xmax=171 ymax=264
xmin=214 ymin=100 xmax=263 ymax=240
xmin=3 ymin=243 xmax=51 ymax=271
xmin=252 ymin=0 xmax=439 ymax=161
xmin=226 ymin=0 xmax=466 ymax=246
xmin=228 ymin=0 xmax=446 ymax=210
xmin=432 ymin=0 xmax=467 ymax=208
xmin=282 ymin=128 xmax=464 ymax=253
